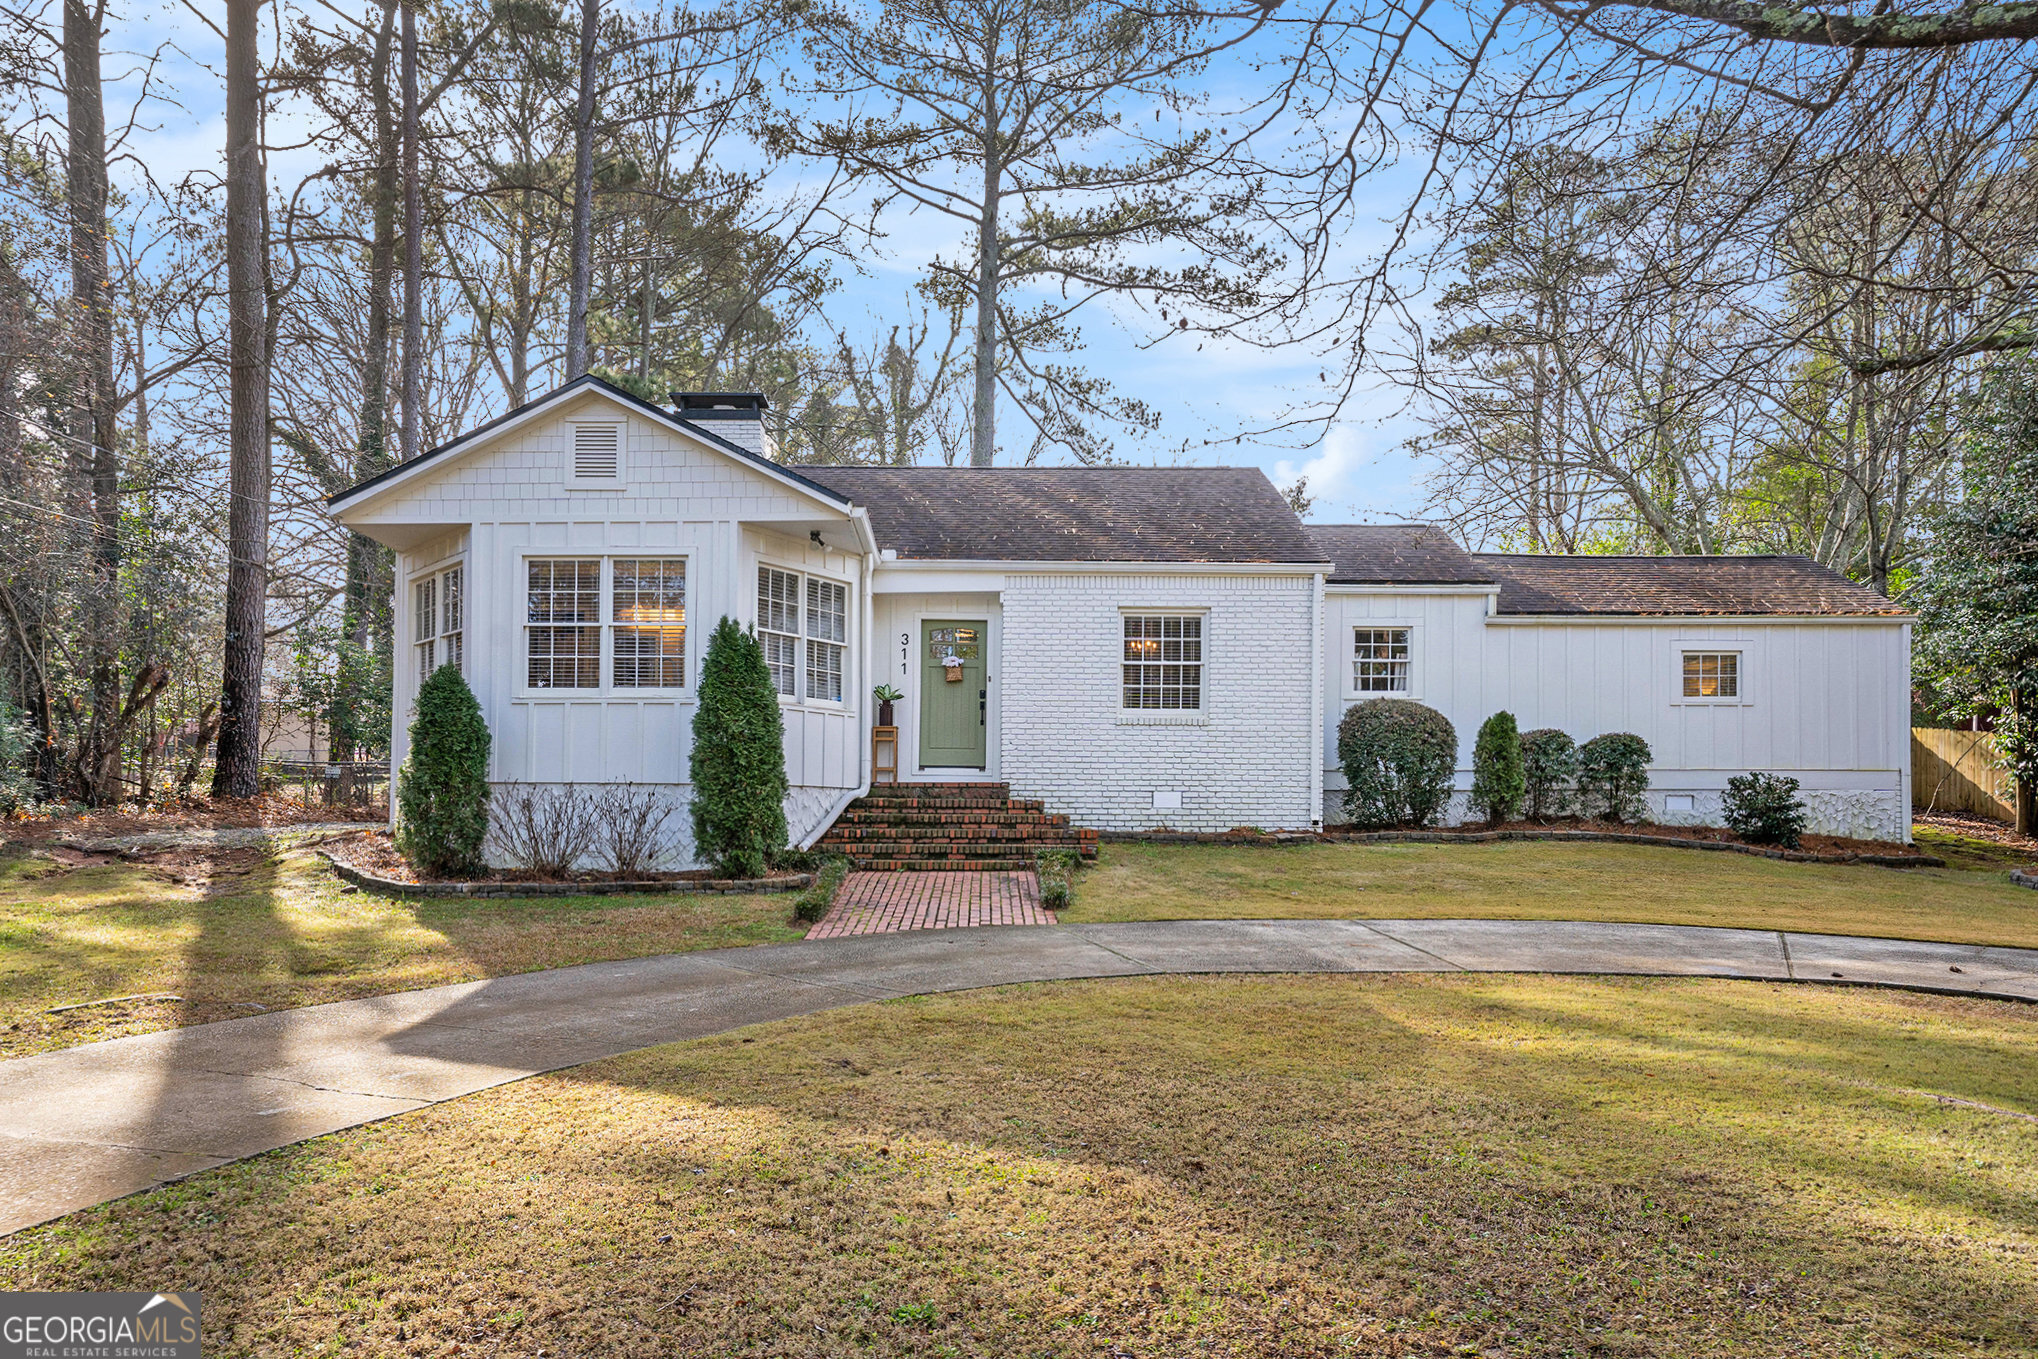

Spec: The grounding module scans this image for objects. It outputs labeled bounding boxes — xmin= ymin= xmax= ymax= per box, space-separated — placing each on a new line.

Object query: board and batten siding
xmin=377 ymin=399 xmax=866 ymax=862
xmin=1320 ymin=590 xmax=1912 ymax=839
xmin=1001 ymin=571 xmax=1322 ymax=832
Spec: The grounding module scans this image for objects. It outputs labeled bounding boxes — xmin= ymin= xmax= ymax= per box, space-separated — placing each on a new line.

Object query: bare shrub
xmin=595 ymin=784 xmax=680 ymax=877
xmin=488 ymin=784 xmax=602 ymax=878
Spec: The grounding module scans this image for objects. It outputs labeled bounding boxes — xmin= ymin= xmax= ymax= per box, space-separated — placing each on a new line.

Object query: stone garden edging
xmin=319 ymin=851 xmax=812 ymax=899
xmin=2013 ymin=867 xmax=2037 ymax=891
xmin=1099 ymin=826 xmax=1944 ymax=869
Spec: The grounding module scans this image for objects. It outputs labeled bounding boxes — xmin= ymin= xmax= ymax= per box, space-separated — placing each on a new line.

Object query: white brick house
xmin=328 ymin=375 xmax=1915 ymax=859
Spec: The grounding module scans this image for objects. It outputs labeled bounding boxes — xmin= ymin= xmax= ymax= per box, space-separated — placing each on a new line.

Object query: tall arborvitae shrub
xmin=1338 ymin=698 xmax=1458 ymax=828
xmin=395 ymin=664 xmax=491 ymax=876
xmin=690 ymin=617 xmax=788 ymax=877
xmin=1469 ymin=710 xmax=1525 ymax=825
xmin=1518 ymin=728 xmax=1578 ymax=820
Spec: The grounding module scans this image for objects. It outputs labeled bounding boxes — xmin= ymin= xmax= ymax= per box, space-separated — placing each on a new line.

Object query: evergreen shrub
xmin=1577 ymin=732 xmax=1652 ymax=823
xmin=1519 ymin=728 xmax=1578 ymax=820
xmin=395 ymin=664 xmax=492 ymax=876
xmin=1469 ymin=710 xmax=1525 ymax=824
xmin=1338 ymin=698 xmax=1458 ymax=828
xmin=690 ymin=617 xmax=788 ymax=878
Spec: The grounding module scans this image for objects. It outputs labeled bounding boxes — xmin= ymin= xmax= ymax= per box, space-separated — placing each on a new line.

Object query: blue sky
xmin=96 ymin=0 xmax=1440 ymax=522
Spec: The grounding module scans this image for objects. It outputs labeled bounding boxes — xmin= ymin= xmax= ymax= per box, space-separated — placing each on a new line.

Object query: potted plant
xmin=873 ymin=684 xmax=902 ymax=727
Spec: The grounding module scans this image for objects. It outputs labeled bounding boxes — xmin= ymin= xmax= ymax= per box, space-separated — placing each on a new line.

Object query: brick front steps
xmin=817 ymin=782 xmax=1099 ymax=871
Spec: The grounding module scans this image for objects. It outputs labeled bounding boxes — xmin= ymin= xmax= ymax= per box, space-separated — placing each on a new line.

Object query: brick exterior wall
xmin=999 ymin=573 xmax=1320 ymax=832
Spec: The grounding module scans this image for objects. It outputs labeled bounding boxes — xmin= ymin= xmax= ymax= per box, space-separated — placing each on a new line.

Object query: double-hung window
xmin=1122 ymin=614 xmax=1203 ymax=710
xmin=757 ymin=566 xmax=848 ymax=703
xmin=1354 ymin=627 xmax=1411 ymax=693
xmin=524 ymin=557 xmax=686 ymax=690
xmin=414 ymin=564 xmax=464 ymax=683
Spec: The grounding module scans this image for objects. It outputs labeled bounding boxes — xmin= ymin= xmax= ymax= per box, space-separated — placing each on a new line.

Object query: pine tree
xmin=395 ymin=664 xmax=491 ymax=875
xmin=690 ymin=617 xmax=788 ymax=877
xmin=1470 ymin=711 xmax=1525 ymax=825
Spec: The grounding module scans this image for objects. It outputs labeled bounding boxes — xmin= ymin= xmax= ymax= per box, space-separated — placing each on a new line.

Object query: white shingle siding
xmin=1001 ymin=572 xmax=1321 ymax=832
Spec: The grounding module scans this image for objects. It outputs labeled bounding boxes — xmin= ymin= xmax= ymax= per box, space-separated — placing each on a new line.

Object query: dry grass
xmin=0 ymin=841 xmax=803 ymax=1057
xmin=7 ymin=975 xmax=2035 ymax=1357
xmin=1068 ymin=839 xmax=2038 ymax=946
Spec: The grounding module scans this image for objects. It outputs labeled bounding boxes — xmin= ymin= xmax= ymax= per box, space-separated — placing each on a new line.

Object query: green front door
xmin=920 ymin=619 xmax=988 ymax=769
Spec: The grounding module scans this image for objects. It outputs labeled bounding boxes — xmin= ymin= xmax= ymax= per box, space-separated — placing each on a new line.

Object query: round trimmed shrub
xmin=1519 ymin=728 xmax=1578 ymax=820
xmin=1577 ymin=732 xmax=1652 ymax=823
xmin=1469 ymin=710 xmax=1525 ymax=825
xmin=1722 ymin=771 xmax=1809 ymax=848
xmin=690 ymin=616 xmax=788 ymax=878
xmin=395 ymin=663 xmax=492 ymax=876
xmin=1338 ymin=698 xmax=1458 ymax=828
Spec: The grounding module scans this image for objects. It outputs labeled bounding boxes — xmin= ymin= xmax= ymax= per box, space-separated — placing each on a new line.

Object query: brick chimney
xmin=672 ymin=391 xmax=773 ymax=459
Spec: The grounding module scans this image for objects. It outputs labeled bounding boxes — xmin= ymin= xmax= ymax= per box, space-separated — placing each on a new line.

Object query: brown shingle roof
xmin=1307 ymin=524 xmax=1496 ymax=584
xmin=798 ymin=466 xmax=1326 ymax=564
xmin=1475 ymin=553 xmax=1905 ymax=616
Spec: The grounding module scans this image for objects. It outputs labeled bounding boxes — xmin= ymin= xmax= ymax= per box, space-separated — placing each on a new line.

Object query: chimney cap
xmin=672 ymin=390 xmax=769 ymax=416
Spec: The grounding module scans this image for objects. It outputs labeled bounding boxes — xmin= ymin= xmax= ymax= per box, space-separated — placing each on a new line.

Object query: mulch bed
xmin=1105 ymin=818 xmax=1941 ymax=867
xmin=1 ymin=794 xmax=385 ymax=848
xmin=323 ymin=831 xmax=811 ymax=898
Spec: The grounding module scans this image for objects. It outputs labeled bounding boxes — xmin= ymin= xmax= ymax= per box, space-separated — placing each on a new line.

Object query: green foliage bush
xmin=1469 ymin=711 xmax=1525 ymax=824
xmin=1518 ymin=728 xmax=1578 ymax=820
xmin=793 ymin=855 xmax=851 ymax=923
xmin=690 ymin=617 xmax=789 ymax=878
xmin=0 ymin=699 xmax=40 ymax=814
xmin=395 ymin=664 xmax=492 ymax=876
xmin=1338 ymin=699 xmax=1458 ymax=828
xmin=1576 ymin=732 xmax=1652 ymax=823
xmin=1722 ymin=772 xmax=1809 ymax=849
xmin=1036 ymin=848 xmax=1080 ymax=912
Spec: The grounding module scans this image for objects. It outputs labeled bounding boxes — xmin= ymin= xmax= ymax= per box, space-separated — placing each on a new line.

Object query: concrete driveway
xmin=5 ymin=917 xmax=2037 ymax=1236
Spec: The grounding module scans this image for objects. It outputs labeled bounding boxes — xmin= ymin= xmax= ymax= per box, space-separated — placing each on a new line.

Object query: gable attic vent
xmin=572 ymin=423 xmax=621 ymax=482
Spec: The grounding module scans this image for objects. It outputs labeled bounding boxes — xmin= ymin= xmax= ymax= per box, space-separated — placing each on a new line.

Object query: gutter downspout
xmin=1309 ymin=571 xmax=1325 ymax=831
xmin=799 ymin=511 xmax=878 ymax=849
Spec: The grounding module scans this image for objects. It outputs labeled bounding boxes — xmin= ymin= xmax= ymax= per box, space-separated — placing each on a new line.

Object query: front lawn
xmin=0 ymin=841 xmax=803 ymax=1057
xmin=1067 ymin=839 xmax=2038 ymax=947
xmin=8 ymin=975 xmax=2034 ymax=1356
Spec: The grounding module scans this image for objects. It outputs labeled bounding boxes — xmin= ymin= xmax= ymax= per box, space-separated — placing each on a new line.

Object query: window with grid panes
xmin=1122 ymin=615 xmax=1203 ymax=709
xmin=413 ymin=565 xmax=464 ymax=684
xmin=805 ymin=577 xmax=846 ymax=701
xmin=526 ymin=559 xmax=601 ymax=688
xmin=757 ymin=566 xmax=800 ymax=697
xmin=612 ymin=559 xmax=686 ymax=687
xmin=1353 ymin=627 xmax=1410 ymax=692
xmin=1682 ymin=651 xmax=1739 ymax=699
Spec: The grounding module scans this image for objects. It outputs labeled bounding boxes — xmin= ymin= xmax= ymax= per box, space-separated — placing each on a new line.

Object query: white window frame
xmin=411 ymin=561 xmax=465 ymax=686
xmin=565 ymin=420 xmax=626 ymax=490
xmin=1670 ymin=638 xmax=1753 ymax=706
xmin=1341 ymin=619 xmax=1419 ymax=700
xmin=518 ymin=554 xmax=690 ymax=696
xmin=757 ymin=563 xmax=850 ymax=707
xmin=1351 ymin=625 xmax=1413 ymax=696
xmin=1119 ymin=610 xmax=1207 ymax=715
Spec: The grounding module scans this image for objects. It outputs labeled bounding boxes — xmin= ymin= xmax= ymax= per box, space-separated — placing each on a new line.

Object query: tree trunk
xmin=564 ymin=0 xmax=599 ymax=379
xmin=212 ymin=0 xmax=271 ymax=800
xmin=64 ymin=0 xmax=123 ymax=804
xmin=2016 ymin=686 xmax=2036 ymax=839
xmin=968 ymin=153 xmax=1000 ymax=468
xmin=400 ymin=0 xmax=423 ymax=461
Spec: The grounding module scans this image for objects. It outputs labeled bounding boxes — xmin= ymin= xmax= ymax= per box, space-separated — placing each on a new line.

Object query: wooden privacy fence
xmin=1912 ymin=728 xmax=2014 ymax=822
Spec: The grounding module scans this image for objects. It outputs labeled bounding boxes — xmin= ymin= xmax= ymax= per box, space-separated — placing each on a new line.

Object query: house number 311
xmin=901 ymin=632 xmax=910 ymax=677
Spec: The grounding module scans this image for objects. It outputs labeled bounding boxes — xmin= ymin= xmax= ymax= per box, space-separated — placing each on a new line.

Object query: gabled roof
xmin=324 ymin=374 xmax=849 ymax=511
xmin=1473 ymin=553 xmax=1906 ymax=617
xmin=798 ymin=465 xmax=1327 ymax=565
xmin=1308 ymin=524 xmax=1496 ymax=585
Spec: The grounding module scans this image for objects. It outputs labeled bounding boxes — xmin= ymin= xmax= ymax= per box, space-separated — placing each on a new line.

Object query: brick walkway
xmin=807 ymin=870 xmax=1052 ymax=938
